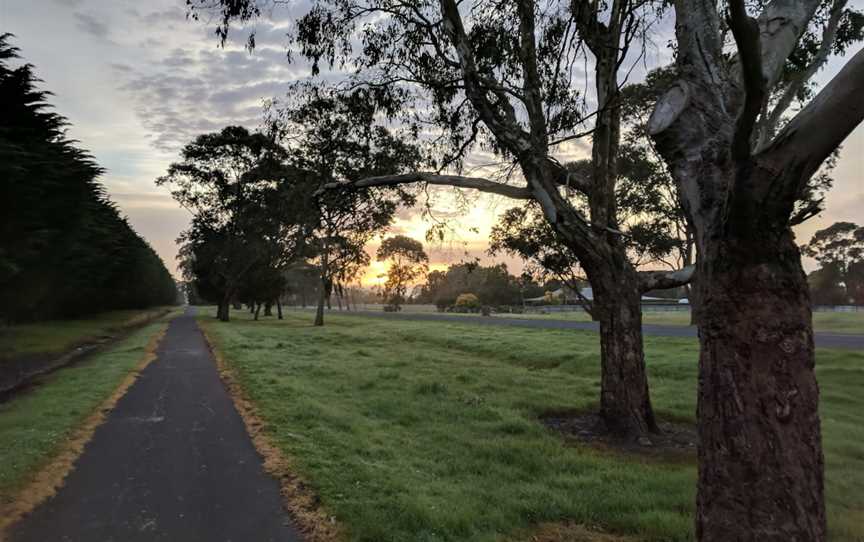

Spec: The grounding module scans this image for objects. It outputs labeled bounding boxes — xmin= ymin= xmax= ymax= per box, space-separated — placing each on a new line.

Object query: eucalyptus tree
xmin=377 ymin=235 xmax=429 ymax=310
xmin=270 ymin=91 xmax=421 ymax=326
xmin=160 ymin=126 xmax=311 ymax=321
xmin=647 ymin=1 xmax=864 ymax=539
xmin=191 ymin=0 xmax=693 ymax=440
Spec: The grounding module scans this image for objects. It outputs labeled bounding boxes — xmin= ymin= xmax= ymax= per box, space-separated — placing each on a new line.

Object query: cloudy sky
xmin=3 ymin=0 xmax=863 ymax=284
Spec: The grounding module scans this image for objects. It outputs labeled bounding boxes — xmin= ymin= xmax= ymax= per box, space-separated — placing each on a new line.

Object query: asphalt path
xmin=318 ymin=309 xmax=863 ymax=350
xmin=9 ymin=309 xmax=301 ymax=542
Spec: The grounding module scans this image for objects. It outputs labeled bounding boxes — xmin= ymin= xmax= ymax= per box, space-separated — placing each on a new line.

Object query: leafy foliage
xmin=803 ymin=221 xmax=864 ymax=304
xmin=162 ymin=125 xmax=314 ymax=320
xmin=0 ymin=34 xmax=176 ymax=322
xmin=376 ymin=235 xmax=429 ymax=310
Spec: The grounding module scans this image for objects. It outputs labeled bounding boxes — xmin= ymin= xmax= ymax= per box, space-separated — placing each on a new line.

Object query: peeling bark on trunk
xmin=695 ymin=226 xmax=824 ymax=541
xmin=590 ymin=267 xmax=659 ymax=438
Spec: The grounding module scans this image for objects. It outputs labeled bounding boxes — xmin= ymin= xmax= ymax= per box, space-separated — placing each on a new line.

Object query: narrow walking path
xmin=8 ymin=309 xmax=301 ymax=542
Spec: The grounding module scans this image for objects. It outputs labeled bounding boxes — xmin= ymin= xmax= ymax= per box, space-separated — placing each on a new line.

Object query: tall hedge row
xmin=0 ymin=34 xmax=177 ymax=322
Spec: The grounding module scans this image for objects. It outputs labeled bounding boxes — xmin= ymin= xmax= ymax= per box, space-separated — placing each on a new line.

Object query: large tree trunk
xmin=276 ymin=298 xmax=283 ymax=320
xmin=591 ymin=266 xmax=659 ymax=439
xmin=695 ymin=226 xmax=824 ymax=541
xmin=218 ymin=292 xmax=232 ymax=322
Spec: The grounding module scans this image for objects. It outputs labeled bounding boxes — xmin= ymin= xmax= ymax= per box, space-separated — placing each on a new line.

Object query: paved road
xmin=318 ymin=309 xmax=863 ymax=350
xmin=9 ymin=309 xmax=301 ymax=542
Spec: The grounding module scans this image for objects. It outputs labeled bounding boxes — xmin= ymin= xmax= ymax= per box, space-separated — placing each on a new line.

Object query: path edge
xmin=0 ymin=320 xmax=171 ymax=541
xmin=198 ymin=320 xmax=345 ymax=542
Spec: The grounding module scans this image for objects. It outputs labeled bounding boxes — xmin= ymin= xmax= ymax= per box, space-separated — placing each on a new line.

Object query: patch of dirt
xmin=0 ymin=324 xmax=168 ymax=542
xmin=200 ymin=325 xmax=345 ymax=542
xmin=540 ymin=410 xmax=697 ymax=461
xmin=509 ymin=521 xmax=637 ymax=542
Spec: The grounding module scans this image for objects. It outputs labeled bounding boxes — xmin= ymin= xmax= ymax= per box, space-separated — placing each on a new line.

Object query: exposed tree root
xmin=540 ymin=409 xmax=697 ymax=463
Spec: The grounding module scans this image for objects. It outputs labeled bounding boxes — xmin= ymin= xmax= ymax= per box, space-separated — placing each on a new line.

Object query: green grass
xmin=319 ymin=304 xmax=863 ymax=334
xmin=201 ymin=310 xmax=864 ymax=542
xmin=0 ymin=307 xmax=175 ymax=361
xmin=0 ymin=317 xmax=170 ymax=506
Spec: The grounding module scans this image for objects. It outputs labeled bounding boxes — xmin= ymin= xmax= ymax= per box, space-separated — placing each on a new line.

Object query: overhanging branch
xmin=322 ymin=173 xmax=533 ymax=200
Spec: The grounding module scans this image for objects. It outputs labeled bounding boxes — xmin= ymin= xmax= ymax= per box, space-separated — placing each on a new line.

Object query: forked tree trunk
xmin=695 ymin=227 xmax=824 ymax=541
xmin=591 ymin=268 xmax=659 ymax=439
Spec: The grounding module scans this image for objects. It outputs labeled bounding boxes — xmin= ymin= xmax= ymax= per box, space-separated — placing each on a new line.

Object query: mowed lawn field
xmin=355 ymin=305 xmax=864 ymax=335
xmin=200 ymin=311 xmax=864 ymax=542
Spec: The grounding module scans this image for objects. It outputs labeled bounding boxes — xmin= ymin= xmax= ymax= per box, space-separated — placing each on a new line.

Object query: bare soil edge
xmin=0 ymin=322 xmax=170 ymax=541
xmin=0 ymin=307 xmax=176 ymax=399
xmin=539 ymin=409 xmax=697 ymax=464
xmin=199 ymin=323 xmax=345 ymax=542
xmin=505 ymin=521 xmax=639 ymax=542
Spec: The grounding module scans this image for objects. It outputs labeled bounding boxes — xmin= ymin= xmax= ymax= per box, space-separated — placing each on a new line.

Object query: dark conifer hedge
xmin=0 ymin=34 xmax=177 ymax=322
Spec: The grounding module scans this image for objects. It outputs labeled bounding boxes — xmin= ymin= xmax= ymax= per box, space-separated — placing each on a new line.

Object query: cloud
xmin=74 ymin=12 xmax=109 ymax=39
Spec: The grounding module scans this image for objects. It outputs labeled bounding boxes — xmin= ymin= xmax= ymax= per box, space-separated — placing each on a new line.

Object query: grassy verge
xmin=0 ymin=306 xmax=176 ymax=361
xmin=488 ymin=309 xmax=863 ymax=334
xmin=201 ymin=311 xmax=863 ymax=542
xmin=0 ymin=315 xmax=172 ymax=513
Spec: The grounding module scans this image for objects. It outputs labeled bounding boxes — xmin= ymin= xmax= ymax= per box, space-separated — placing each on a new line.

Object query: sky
xmin=2 ymin=0 xmax=863 ymax=285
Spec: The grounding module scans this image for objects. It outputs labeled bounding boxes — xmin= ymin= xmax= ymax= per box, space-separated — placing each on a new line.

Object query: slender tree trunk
xmin=314 ymin=278 xmax=326 ymax=327
xmin=254 ymin=302 xmax=262 ymax=321
xmin=264 ymin=302 xmax=272 ymax=316
xmin=276 ymin=298 xmax=283 ymax=320
xmin=590 ymin=266 xmax=659 ymax=439
xmin=695 ymin=227 xmax=824 ymax=541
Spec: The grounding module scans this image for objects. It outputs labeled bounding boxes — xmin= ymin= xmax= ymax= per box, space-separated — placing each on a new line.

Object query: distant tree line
xmin=416 ymin=262 xmax=544 ymax=311
xmin=805 ymin=222 xmax=864 ymax=305
xmin=165 ymin=90 xmax=420 ymax=325
xmin=0 ymin=35 xmax=177 ymax=323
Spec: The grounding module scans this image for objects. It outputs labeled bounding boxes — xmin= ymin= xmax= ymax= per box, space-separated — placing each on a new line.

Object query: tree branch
xmin=753 ymin=0 xmax=822 ymax=89
xmin=728 ymin=0 xmax=766 ymax=160
xmin=758 ymin=47 xmax=864 ymax=197
xmin=755 ymin=0 xmax=847 ymax=150
xmin=438 ymin=0 xmax=533 ymax=156
xmin=323 ymin=173 xmax=533 ymax=200
xmin=637 ymin=265 xmax=695 ymax=293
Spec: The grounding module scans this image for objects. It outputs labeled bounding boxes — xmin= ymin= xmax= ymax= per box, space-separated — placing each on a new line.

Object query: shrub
xmin=454 ymin=293 xmax=481 ymax=311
